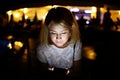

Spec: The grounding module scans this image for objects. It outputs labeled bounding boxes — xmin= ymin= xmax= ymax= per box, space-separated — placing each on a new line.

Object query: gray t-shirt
xmin=37 ymin=40 xmax=82 ymax=69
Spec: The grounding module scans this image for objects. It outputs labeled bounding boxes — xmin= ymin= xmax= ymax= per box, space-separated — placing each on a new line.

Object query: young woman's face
xmin=49 ymin=24 xmax=71 ymax=48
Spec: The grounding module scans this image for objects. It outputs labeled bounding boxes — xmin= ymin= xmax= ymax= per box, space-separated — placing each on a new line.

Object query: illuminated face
xmin=49 ymin=24 xmax=71 ymax=48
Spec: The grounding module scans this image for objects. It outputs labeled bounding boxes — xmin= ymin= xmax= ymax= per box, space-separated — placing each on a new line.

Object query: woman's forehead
xmin=49 ymin=24 xmax=69 ymax=31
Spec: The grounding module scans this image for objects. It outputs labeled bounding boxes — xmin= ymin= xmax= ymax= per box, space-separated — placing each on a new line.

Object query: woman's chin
xmin=54 ymin=44 xmax=67 ymax=48
xmin=56 ymin=46 xmax=65 ymax=48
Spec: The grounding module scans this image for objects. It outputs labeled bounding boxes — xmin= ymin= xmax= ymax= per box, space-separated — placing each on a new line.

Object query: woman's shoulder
xmin=37 ymin=43 xmax=48 ymax=51
xmin=75 ymin=39 xmax=82 ymax=45
xmin=74 ymin=39 xmax=82 ymax=49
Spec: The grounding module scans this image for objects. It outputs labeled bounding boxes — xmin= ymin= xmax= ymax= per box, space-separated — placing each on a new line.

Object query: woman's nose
xmin=56 ymin=34 xmax=62 ymax=39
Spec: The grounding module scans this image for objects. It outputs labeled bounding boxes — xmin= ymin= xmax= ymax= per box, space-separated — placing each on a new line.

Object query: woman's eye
xmin=61 ymin=32 xmax=66 ymax=34
xmin=50 ymin=32 xmax=56 ymax=34
xmin=61 ymin=31 xmax=68 ymax=34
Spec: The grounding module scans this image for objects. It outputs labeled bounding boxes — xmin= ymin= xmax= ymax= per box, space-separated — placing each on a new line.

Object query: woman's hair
xmin=39 ymin=7 xmax=80 ymax=46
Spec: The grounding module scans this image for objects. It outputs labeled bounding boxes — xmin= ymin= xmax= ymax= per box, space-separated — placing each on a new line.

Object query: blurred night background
xmin=0 ymin=0 xmax=120 ymax=80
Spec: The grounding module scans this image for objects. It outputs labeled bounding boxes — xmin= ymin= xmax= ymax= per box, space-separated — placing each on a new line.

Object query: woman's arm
xmin=69 ymin=60 xmax=82 ymax=79
xmin=72 ymin=60 xmax=82 ymax=74
xmin=36 ymin=58 xmax=48 ymax=71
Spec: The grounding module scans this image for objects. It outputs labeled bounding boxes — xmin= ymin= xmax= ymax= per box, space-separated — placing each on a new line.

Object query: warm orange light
xmin=83 ymin=46 xmax=97 ymax=60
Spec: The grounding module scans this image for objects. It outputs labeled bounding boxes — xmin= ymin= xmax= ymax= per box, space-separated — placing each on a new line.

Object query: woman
xmin=36 ymin=7 xmax=82 ymax=80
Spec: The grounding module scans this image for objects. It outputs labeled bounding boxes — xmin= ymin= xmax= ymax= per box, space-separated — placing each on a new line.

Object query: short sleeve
xmin=74 ymin=40 xmax=82 ymax=61
xmin=36 ymin=44 xmax=47 ymax=63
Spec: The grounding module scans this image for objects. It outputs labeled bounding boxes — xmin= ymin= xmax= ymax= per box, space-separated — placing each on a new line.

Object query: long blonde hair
xmin=39 ymin=7 xmax=80 ymax=46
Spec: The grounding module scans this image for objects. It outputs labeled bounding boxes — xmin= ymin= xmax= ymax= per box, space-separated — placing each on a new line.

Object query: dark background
xmin=0 ymin=0 xmax=119 ymax=13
